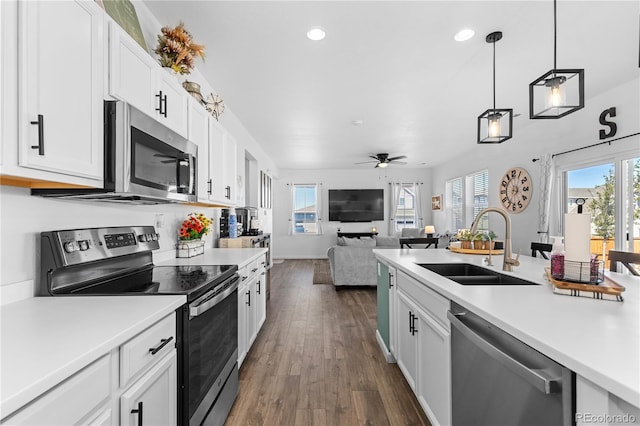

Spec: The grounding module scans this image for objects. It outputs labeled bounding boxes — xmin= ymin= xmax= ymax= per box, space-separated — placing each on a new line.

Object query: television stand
xmin=337 ymin=232 xmax=378 ymax=239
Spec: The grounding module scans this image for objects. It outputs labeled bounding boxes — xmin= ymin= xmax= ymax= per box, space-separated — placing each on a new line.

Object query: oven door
xmin=185 ymin=275 xmax=239 ymax=425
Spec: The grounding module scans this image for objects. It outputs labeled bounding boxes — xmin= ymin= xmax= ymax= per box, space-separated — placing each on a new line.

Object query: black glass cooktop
xmin=70 ymin=264 xmax=237 ymax=302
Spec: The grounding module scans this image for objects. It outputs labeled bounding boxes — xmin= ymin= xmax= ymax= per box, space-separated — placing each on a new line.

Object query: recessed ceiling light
xmin=454 ymin=29 xmax=475 ymax=42
xmin=351 ymin=119 xmax=364 ymax=126
xmin=307 ymin=27 xmax=326 ymax=41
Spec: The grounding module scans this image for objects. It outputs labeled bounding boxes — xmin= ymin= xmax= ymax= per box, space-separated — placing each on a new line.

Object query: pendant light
xmin=529 ymin=0 xmax=584 ymax=119
xmin=477 ymin=31 xmax=513 ymax=144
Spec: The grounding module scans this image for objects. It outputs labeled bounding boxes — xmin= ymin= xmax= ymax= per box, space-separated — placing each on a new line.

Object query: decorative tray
xmin=449 ymin=247 xmax=504 ymax=255
xmin=544 ymin=267 xmax=625 ymax=302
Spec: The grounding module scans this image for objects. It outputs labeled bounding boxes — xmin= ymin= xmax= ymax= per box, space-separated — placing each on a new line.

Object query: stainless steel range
xmin=38 ymin=226 xmax=239 ymax=426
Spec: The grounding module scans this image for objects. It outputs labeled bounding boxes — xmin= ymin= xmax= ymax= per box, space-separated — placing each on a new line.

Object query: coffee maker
xmin=235 ymin=207 xmax=260 ymax=236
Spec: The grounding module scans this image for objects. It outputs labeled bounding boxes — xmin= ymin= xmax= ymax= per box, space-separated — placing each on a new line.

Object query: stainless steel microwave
xmin=32 ymin=101 xmax=197 ymax=204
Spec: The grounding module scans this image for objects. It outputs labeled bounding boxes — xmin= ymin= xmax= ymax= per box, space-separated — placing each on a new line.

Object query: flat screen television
xmin=328 ymin=189 xmax=384 ymax=222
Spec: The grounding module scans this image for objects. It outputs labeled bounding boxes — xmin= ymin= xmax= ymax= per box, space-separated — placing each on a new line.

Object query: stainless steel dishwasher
xmin=448 ymin=302 xmax=574 ymax=426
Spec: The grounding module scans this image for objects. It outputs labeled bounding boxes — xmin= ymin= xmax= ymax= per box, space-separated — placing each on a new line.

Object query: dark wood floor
xmin=226 ymin=259 xmax=431 ymax=426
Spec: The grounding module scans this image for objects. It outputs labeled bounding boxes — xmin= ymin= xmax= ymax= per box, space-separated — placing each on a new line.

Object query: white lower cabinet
xmin=1 ymin=355 xmax=111 ymax=425
xmin=237 ymin=254 xmax=267 ymax=368
xmin=1 ymin=313 xmax=178 ymax=426
xmin=396 ymin=291 xmax=419 ymax=392
xmin=120 ymin=351 xmax=177 ymax=426
xmin=417 ymin=309 xmax=451 ymax=426
xmin=394 ymin=271 xmax=451 ymax=426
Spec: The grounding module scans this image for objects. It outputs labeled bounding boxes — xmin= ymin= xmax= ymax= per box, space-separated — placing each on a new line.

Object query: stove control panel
xmin=43 ymin=226 xmax=160 ymax=266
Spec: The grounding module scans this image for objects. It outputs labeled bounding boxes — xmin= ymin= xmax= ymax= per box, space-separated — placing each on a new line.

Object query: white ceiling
xmin=144 ymin=1 xmax=639 ymax=170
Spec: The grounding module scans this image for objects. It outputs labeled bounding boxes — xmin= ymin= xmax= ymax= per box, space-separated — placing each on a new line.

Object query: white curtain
xmin=388 ymin=182 xmax=401 ymax=236
xmin=315 ymin=182 xmax=323 ymax=235
xmin=537 ymin=154 xmax=555 ymax=243
xmin=287 ymin=183 xmax=294 ymax=235
xmin=414 ymin=182 xmax=424 ymax=230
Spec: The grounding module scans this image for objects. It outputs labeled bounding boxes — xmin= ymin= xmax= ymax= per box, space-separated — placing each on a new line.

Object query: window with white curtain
xmin=446 ymin=177 xmax=464 ymax=232
xmin=292 ymin=184 xmax=319 ymax=234
xmin=467 ymin=170 xmax=489 ymax=231
xmin=446 ymin=170 xmax=489 ymax=232
xmin=395 ymin=184 xmax=417 ymax=232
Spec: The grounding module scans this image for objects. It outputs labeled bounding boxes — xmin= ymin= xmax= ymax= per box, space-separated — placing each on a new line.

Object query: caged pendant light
xmin=477 ymin=31 xmax=513 ymax=144
xmin=529 ymin=0 xmax=584 ymax=119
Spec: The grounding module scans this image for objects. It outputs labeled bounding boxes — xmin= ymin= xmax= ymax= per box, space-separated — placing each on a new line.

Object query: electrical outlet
xmin=155 ymin=214 xmax=165 ymax=229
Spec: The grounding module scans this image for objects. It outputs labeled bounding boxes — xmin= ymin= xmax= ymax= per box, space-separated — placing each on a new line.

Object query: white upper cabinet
xmin=187 ymin=97 xmax=211 ymax=202
xmin=108 ymin=22 xmax=188 ymax=138
xmin=223 ymin=133 xmax=237 ymax=204
xmin=15 ymin=0 xmax=104 ymax=184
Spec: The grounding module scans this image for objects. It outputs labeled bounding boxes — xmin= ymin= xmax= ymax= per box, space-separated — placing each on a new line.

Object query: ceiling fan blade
xmin=393 ymin=161 xmax=408 ymax=165
xmin=355 ymin=160 xmax=378 ymax=164
xmin=388 ymin=155 xmax=407 ymax=161
xmin=369 ymin=155 xmax=381 ymax=160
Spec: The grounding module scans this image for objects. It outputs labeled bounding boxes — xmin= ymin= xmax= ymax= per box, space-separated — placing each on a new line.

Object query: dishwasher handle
xmin=447 ymin=311 xmax=562 ymax=395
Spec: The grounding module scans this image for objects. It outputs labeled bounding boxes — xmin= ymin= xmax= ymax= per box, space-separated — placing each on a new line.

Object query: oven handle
xmin=189 ymin=275 xmax=239 ymax=318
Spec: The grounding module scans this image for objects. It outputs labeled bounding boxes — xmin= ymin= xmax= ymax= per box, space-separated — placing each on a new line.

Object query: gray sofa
xmin=326 ymin=236 xmax=399 ymax=287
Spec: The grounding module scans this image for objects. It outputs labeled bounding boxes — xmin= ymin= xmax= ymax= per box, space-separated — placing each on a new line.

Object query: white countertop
xmin=155 ymin=248 xmax=267 ymax=268
xmin=374 ymin=248 xmax=640 ymax=407
xmin=0 ymin=295 xmax=185 ymax=419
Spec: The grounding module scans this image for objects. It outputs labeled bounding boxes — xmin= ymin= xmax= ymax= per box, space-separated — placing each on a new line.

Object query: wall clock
xmin=499 ymin=167 xmax=532 ymax=213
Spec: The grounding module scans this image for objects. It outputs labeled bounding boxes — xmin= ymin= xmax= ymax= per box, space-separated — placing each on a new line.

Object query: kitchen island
xmin=374 ymin=248 xmax=639 ymax=422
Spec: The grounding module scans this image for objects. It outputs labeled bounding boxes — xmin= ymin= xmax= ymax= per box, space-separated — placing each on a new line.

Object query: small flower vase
xmin=176 ymin=239 xmax=204 ymax=258
xmin=461 ymin=240 xmax=472 ymax=250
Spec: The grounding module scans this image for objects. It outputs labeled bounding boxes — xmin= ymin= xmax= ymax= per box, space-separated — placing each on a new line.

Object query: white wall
xmin=0 ymin=185 xmax=223 ymax=303
xmin=272 ymin=168 xmax=431 ymax=259
xmin=430 ymin=77 xmax=640 ymax=257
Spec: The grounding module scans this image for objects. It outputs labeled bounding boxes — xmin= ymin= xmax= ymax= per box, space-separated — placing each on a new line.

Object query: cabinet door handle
xmin=411 ymin=313 xmax=418 ymax=335
xmin=131 ymin=401 xmax=143 ymax=426
xmin=251 ymin=267 xmax=258 ymax=273
xmin=257 ymin=280 xmax=261 ymax=295
xmin=155 ymin=91 xmax=164 ymax=114
xmin=246 ymin=290 xmax=251 ymax=306
xmin=162 ymin=93 xmax=168 ymax=117
xmin=207 ymin=179 xmax=212 ymax=195
xmin=148 ymin=336 xmax=174 ymax=355
xmin=408 ymin=311 xmax=413 ymax=334
xmin=388 ymin=272 xmax=394 ymax=288
xmin=30 ymin=114 xmax=44 ymax=155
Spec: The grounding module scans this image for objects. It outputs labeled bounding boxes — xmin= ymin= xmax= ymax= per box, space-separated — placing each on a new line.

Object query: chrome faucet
xmin=470 ymin=207 xmax=520 ymax=272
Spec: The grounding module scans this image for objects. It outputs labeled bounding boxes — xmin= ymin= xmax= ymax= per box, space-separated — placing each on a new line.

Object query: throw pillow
xmin=343 ymin=237 xmax=376 ymax=247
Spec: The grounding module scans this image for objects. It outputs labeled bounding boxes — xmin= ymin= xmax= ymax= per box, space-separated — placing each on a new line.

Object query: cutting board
xmin=545 ymin=267 xmax=625 ymax=302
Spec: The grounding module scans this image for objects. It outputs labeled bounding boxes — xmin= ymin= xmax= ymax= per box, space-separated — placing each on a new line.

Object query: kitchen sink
xmin=417 ymin=263 xmax=539 ymax=286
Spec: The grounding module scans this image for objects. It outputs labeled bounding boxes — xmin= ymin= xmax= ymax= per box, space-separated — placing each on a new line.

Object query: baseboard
xmin=375 ymin=330 xmax=396 ymax=363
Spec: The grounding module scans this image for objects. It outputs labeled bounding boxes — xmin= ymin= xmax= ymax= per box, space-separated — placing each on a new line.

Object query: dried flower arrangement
xmin=155 ymin=22 xmax=205 ymax=75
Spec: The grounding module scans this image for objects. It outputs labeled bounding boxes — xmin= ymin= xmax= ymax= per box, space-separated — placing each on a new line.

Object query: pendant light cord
xmin=492 ymin=39 xmax=496 ymax=110
xmin=553 ymin=0 xmax=557 ymax=72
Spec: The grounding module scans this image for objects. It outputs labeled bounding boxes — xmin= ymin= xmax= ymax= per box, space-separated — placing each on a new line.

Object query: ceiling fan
xmin=356 ymin=153 xmax=407 ymax=168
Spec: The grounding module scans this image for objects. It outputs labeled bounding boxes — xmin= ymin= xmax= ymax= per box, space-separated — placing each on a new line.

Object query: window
xmin=467 ymin=170 xmax=489 ymax=231
xmin=395 ymin=184 xmax=417 ymax=232
xmin=292 ymin=184 xmax=319 ymax=234
xmin=446 ymin=170 xmax=489 ymax=232
xmin=446 ymin=177 xmax=464 ymax=232
xmin=564 ymin=157 xmax=639 ymax=259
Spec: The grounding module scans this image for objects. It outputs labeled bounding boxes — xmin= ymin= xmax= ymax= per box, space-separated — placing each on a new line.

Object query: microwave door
xmin=176 ymin=154 xmax=196 ymax=195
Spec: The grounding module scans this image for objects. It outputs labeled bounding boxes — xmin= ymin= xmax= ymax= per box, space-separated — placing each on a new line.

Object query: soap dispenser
xmin=550 ymin=236 xmax=565 ymax=279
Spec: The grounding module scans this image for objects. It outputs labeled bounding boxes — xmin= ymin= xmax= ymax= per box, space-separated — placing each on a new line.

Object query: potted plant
xmin=476 ymin=230 xmax=497 ymax=250
xmin=177 ymin=213 xmax=213 ymax=258
xmin=456 ymin=229 xmax=473 ymax=250
xmin=471 ymin=232 xmax=484 ymax=250
xmin=155 ymin=22 xmax=205 ymax=75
